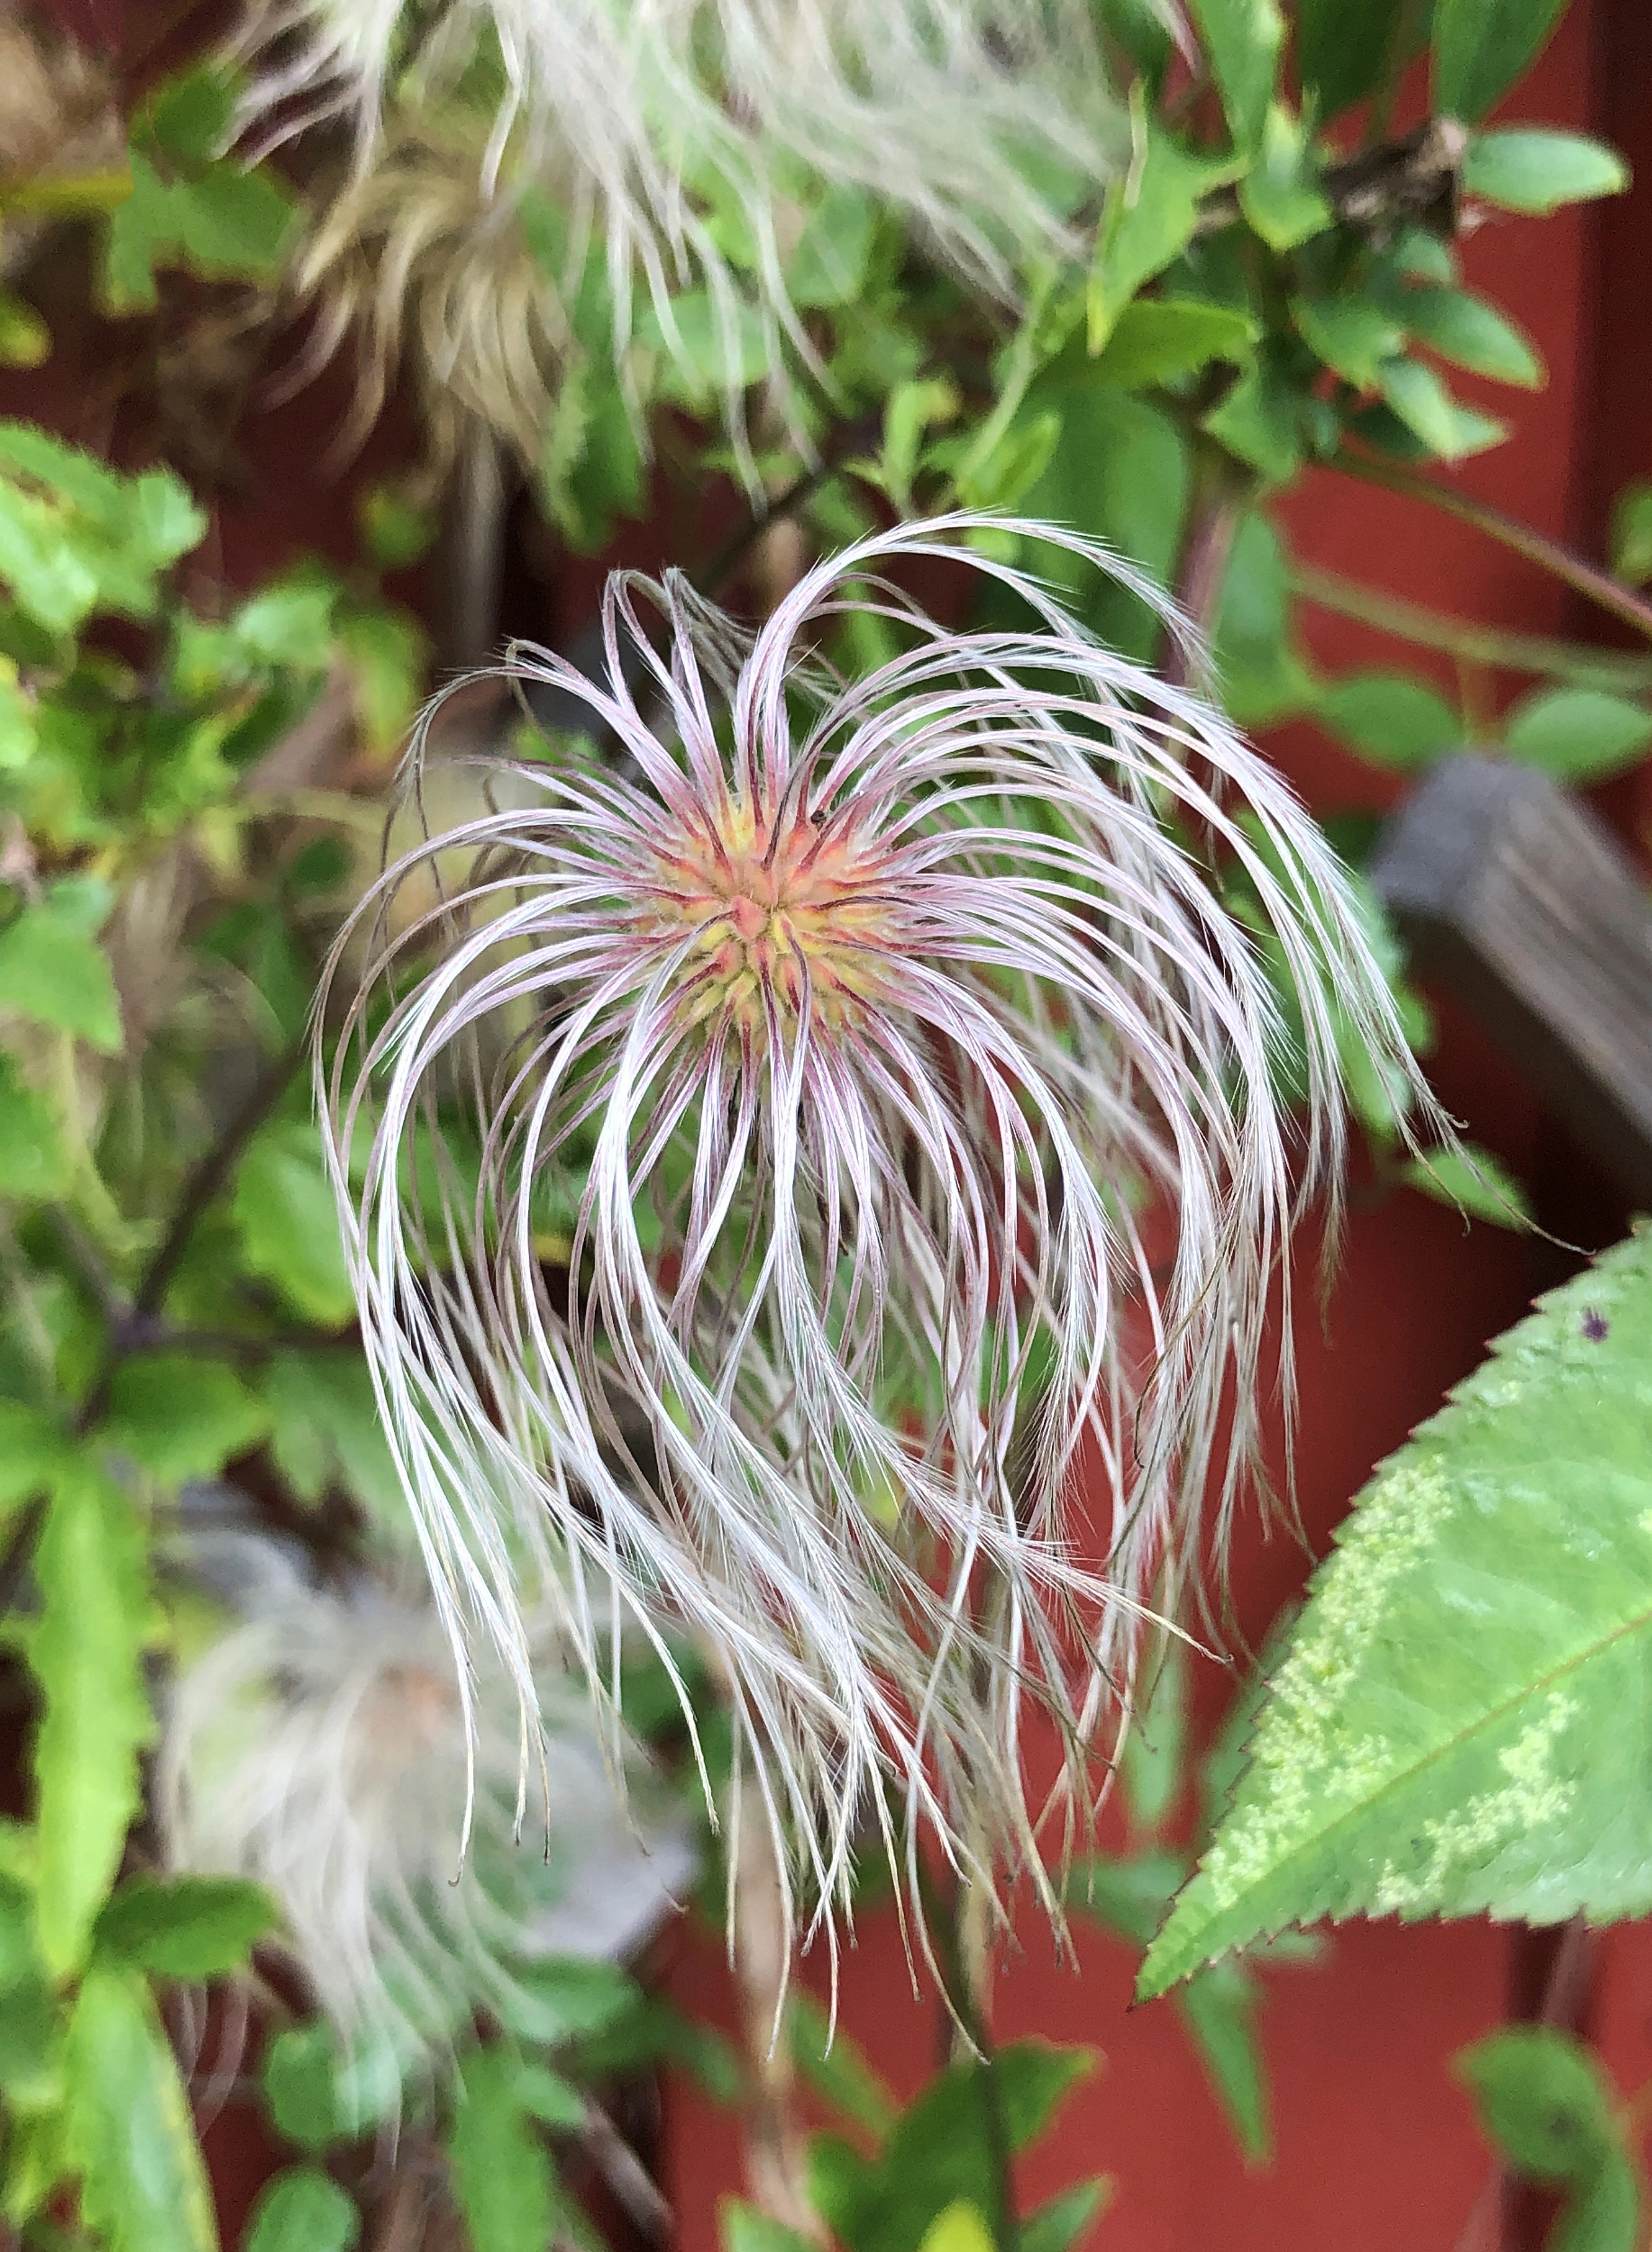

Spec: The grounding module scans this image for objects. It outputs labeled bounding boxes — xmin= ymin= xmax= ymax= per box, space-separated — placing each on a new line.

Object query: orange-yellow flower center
xmin=649 ymin=802 xmax=896 ymax=1027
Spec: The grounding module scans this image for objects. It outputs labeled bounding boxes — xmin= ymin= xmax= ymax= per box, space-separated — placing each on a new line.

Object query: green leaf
xmin=32 ymin=1466 xmax=151 ymax=1977
xmin=496 ymin=1954 xmax=640 ymax=2048
xmin=94 ymin=1873 xmax=276 ymax=1980
xmin=141 ymin=68 xmax=235 ymax=164
xmin=1139 ymin=1229 xmax=1652 ymax=1994
xmin=1458 ymin=2028 xmax=1617 ymax=2183
xmin=262 ymin=2025 xmax=348 ymax=2154
xmin=357 ymin=483 xmax=437 ymax=573
xmin=0 ymin=1055 xmax=67 ymax=1200
xmin=722 ymin=2201 xmax=822 ymax=2252
xmin=0 ymin=896 xmax=121 ymax=1051
xmin=1092 ymin=298 xmax=1256 ymax=390
xmin=1238 ymin=104 xmax=1333 ymax=250
xmin=915 ymin=2203 xmax=995 ymax=2252
xmin=789 ymin=1992 xmax=897 ymax=2136
xmin=1317 ymin=670 xmax=1460 ymax=768
xmin=1071 ymin=1850 xmax=1184 ymax=1949
xmin=447 ymin=2045 xmax=559 ymax=2252
xmin=1089 ymin=112 xmax=1244 ymax=349
xmin=234 ymin=1119 xmax=354 ymax=1324
xmin=1376 ymin=357 xmax=1490 ymax=461
xmin=1434 ymin=0 xmax=1571 ymax=121
xmin=0 ymin=1401 xmax=70 ymax=1510
xmin=245 ymin=2168 xmax=361 ymax=2252
xmin=230 ymin=581 xmax=335 ymax=671
xmin=1610 ymin=478 xmax=1652 ymax=586
xmin=1402 ymin=1144 xmax=1532 ymax=1229
xmin=264 ymin=1352 xmax=400 ymax=1519
xmin=1020 ymin=2181 xmax=1111 ymax=2252
xmin=0 ymin=292 xmax=48 ymax=370
xmin=1504 ymin=685 xmax=1652 ymax=783
xmin=1553 ymin=2150 xmax=1642 ymax=2252
xmin=1292 ymin=295 xmax=1404 ymax=390
xmin=512 ymin=2061 xmax=586 ymax=2132
xmin=789 ymin=186 xmax=876 ymax=308
xmin=1295 ymin=0 xmax=1430 ymax=116
xmin=1097 ymin=0 xmax=1174 ymax=87
xmin=1189 ymin=0 xmax=1283 ymax=150
xmin=0 ymin=668 xmax=36 ymax=766
xmin=105 ymin=1354 xmax=271 ymax=1483
xmin=1462 ymin=129 xmax=1629 ymax=211
xmin=1176 ymin=1963 xmax=1270 ymax=2164
xmin=1201 ymin=359 xmax=1306 ymax=484
xmin=1213 ymin=511 xmax=1309 ymax=723
xmin=63 ymin=1967 xmax=217 ymax=2252
xmin=1403 ymin=286 xmax=1542 ymax=387
xmin=1121 ymin=1638 xmax=1188 ymax=1832
xmin=338 ymin=604 xmax=425 ymax=753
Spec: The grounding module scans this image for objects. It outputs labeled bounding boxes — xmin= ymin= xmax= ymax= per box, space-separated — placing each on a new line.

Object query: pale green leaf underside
xmin=1141 ymin=1228 xmax=1652 ymax=1997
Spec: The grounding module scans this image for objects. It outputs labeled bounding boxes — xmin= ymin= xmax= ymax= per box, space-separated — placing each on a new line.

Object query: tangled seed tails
xmin=316 ymin=513 xmax=1446 ymax=1945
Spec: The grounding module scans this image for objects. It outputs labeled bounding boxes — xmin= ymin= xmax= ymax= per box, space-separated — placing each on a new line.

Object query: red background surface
xmin=18 ymin=0 xmax=1652 ymax=2245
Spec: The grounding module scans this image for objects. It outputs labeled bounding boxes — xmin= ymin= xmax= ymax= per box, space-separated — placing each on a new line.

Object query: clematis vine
xmin=317 ymin=514 xmax=1442 ymax=1945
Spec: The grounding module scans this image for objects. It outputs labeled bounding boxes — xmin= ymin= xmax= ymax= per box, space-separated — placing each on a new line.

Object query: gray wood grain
xmin=1370 ymin=754 xmax=1652 ymax=1203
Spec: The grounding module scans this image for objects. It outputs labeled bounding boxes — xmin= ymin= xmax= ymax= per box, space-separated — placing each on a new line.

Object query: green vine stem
xmin=1293 ymin=563 xmax=1652 ymax=692
xmin=1331 ymin=452 xmax=1652 ymax=646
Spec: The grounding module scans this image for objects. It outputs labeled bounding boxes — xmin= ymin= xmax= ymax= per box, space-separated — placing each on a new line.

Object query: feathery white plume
xmin=160 ymin=1537 xmax=694 ymax=2083
xmin=318 ymin=513 xmax=1443 ymax=1945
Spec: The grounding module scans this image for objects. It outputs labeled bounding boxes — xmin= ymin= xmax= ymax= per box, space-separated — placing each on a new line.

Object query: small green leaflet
xmin=93 ymin=1873 xmax=276 ymax=1980
xmin=32 ymin=1465 xmax=152 ymax=1977
xmin=63 ymin=1967 xmax=218 ymax=2252
xmin=234 ymin=1119 xmax=355 ymax=1326
xmin=104 ymin=1353 xmax=271 ymax=1483
xmin=1402 ymin=287 xmax=1542 ymax=388
xmin=1458 ymin=2028 xmax=1643 ymax=2252
xmin=446 ymin=2046 xmax=561 ymax=2252
xmin=1316 ymin=671 xmax=1460 ymax=770
xmin=1462 ymin=130 xmax=1628 ymax=215
xmin=1140 ymin=1229 xmax=1652 ymax=1996
xmin=1295 ymin=0 xmax=1428 ymax=117
xmin=0 ymin=1054 xmax=68 ymax=1200
xmin=1237 ymin=105 xmax=1332 ymax=251
xmin=0 ymin=894 xmax=122 ymax=1052
xmin=1402 ymin=1144 xmax=1532 ymax=1230
xmin=1291 ymin=295 xmax=1404 ymax=390
xmin=1433 ymin=0 xmax=1571 ymax=123
xmin=722 ymin=2202 xmax=819 ymax=2252
xmin=245 ymin=2168 xmax=361 ymax=2252
xmin=1502 ymin=686 xmax=1652 ymax=784
xmin=1610 ymin=478 xmax=1652 ymax=586
xmin=1188 ymin=0 xmax=1283 ymax=151
xmin=1089 ymin=110 xmax=1244 ymax=350
xmin=1090 ymin=299 xmax=1256 ymax=392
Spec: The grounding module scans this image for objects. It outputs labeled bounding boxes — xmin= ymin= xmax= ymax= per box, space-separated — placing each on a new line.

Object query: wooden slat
xmin=1370 ymin=753 xmax=1652 ymax=1205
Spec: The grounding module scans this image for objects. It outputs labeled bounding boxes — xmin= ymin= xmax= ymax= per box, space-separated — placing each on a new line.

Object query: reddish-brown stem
xmin=1332 ymin=452 xmax=1652 ymax=645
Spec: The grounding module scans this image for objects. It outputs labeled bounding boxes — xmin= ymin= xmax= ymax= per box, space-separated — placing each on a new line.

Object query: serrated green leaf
xmin=264 ymin=1351 xmax=398 ymax=1517
xmin=1238 ymin=104 xmax=1332 ymax=250
xmin=1139 ymin=1230 xmax=1652 ymax=1995
xmin=1292 ymin=295 xmax=1404 ymax=390
xmin=1462 ymin=129 xmax=1628 ymax=212
xmin=245 ymin=2167 xmax=361 ymax=2252
xmin=722 ymin=2199 xmax=821 ymax=2252
xmin=32 ymin=1466 xmax=151 ymax=1976
xmin=1434 ymin=0 xmax=1571 ymax=122
xmin=1403 ymin=1145 xmax=1532 ymax=1229
xmin=1092 ymin=298 xmax=1256 ymax=390
xmin=1020 ymin=2181 xmax=1110 ymax=2252
xmin=1458 ymin=2028 xmax=1617 ymax=2184
xmin=63 ymin=1967 xmax=217 ymax=2252
xmin=1317 ymin=670 xmax=1460 ymax=769
xmin=1403 ymin=286 xmax=1542 ymax=387
xmin=1176 ymin=1962 xmax=1270 ymax=2165
xmin=1503 ymin=686 xmax=1652 ymax=783
xmin=1189 ymin=0 xmax=1283 ymax=150
xmin=234 ymin=1118 xmax=354 ymax=1324
xmin=1089 ymin=113 xmax=1244 ymax=349
xmin=0 ymin=898 xmax=121 ymax=1051
xmin=93 ymin=1873 xmax=276 ymax=1980
xmin=1610 ymin=478 xmax=1652 ymax=586
xmin=447 ymin=2045 xmax=558 ymax=2252
xmin=105 ymin=1354 xmax=271 ymax=1482
xmin=0 ymin=1055 xmax=66 ymax=1201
